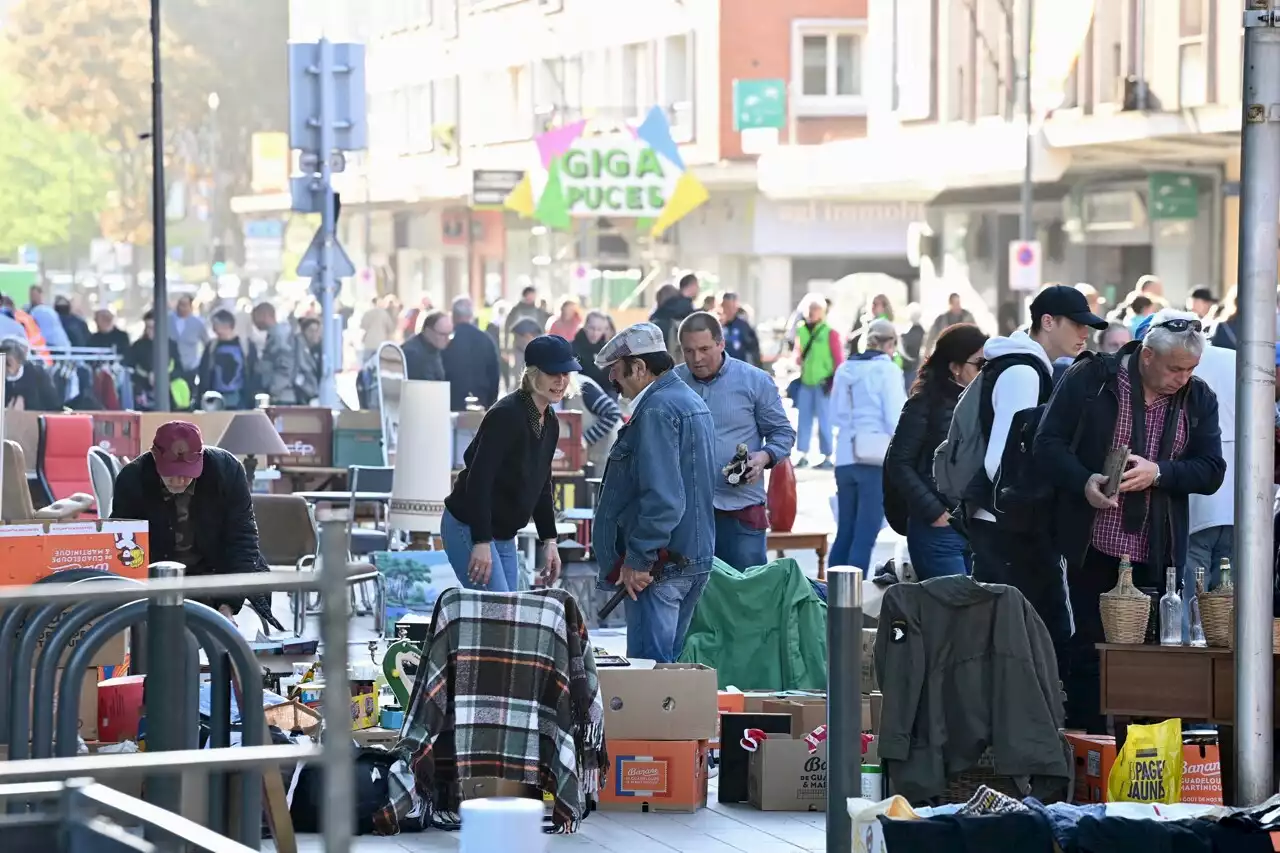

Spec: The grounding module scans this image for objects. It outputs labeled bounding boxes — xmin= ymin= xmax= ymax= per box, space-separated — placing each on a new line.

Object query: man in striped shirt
xmin=559 ymin=374 xmax=623 ymax=474
xmin=676 ymin=312 xmax=796 ymax=569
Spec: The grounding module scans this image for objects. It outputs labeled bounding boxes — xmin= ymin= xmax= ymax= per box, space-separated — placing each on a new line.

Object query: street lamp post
xmin=150 ymin=0 xmax=169 ymax=411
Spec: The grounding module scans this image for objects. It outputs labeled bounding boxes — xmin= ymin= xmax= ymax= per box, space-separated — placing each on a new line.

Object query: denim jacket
xmin=593 ymin=370 xmax=717 ymax=588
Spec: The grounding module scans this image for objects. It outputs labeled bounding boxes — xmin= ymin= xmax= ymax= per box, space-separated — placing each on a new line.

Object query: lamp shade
xmin=217 ymin=410 xmax=290 ymax=457
xmin=388 ymin=380 xmax=452 ymax=534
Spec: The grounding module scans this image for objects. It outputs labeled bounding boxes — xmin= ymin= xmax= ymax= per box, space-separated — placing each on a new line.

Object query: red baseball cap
xmin=151 ymin=421 xmax=205 ymax=479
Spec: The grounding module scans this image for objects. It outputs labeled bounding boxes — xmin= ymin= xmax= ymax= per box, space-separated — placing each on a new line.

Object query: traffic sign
xmin=296 ymin=227 xmax=355 ymax=279
xmin=1009 ymin=239 xmax=1042 ymax=293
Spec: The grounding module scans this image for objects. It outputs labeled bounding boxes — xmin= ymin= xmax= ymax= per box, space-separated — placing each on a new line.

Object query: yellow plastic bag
xmin=1107 ymin=718 xmax=1183 ymax=804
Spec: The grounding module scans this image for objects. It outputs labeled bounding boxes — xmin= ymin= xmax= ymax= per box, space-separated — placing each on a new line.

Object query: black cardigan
xmin=885 ymin=380 xmax=962 ymax=525
xmin=444 ymin=391 xmax=560 ymax=543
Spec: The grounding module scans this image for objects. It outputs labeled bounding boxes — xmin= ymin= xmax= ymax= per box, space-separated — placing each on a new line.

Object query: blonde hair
xmin=519 ymin=366 xmax=580 ymax=399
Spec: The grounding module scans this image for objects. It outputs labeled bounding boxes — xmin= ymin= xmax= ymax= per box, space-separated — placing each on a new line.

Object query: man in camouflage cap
xmin=592 ymin=322 xmax=718 ymax=662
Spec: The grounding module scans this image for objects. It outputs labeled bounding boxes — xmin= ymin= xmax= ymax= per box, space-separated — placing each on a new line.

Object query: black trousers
xmin=1063 ymin=547 xmax=1156 ymax=733
xmin=969 ymin=518 xmax=1072 ymax=691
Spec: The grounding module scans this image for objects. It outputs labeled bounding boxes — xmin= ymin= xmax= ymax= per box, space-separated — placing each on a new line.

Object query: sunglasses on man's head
xmin=1155 ymin=318 xmax=1203 ymax=333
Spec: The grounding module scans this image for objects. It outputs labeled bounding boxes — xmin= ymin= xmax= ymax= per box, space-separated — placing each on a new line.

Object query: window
xmin=621 ymin=42 xmax=654 ymax=122
xmin=1092 ymin=0 xmax=1125 ymax=108
xmin=792 ymin=20 xmax=867 ymax=117
xmin=946 ymin=0 xmax=970 ymax=121
xmin=405 ymin=84 xmax=434 ymax=154
xmin=582 ymin=48 xmax=617 ymax=115
xmin=1178 ymin=0 xmax=1209 ymax=107
xmin=974 ymin=0 xmax=1003 ymax=117
xmin=660 ymin=33 xmax=695 ymax=140
xmin=469 ymin=65 xmax=532 ymax=143
xmin=432 ymin=77 xmax=461 ymax=161
xmin=892 ymin=0 xmax=933 ymax=120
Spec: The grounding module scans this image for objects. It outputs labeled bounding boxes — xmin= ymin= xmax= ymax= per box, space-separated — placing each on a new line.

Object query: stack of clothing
xmin=373 ymin=587 xmax=607 ymax=835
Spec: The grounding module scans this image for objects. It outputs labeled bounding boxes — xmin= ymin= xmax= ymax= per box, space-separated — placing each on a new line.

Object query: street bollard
xmin=827 ymin=567 xmax=862 ymax=853
xmin=145 ymin=561 xmax=188 ymax=831
xmin=317 ymin=508 xmax=356 ymax=853
xmin=460 ymin=797 xmax=545 ymax=853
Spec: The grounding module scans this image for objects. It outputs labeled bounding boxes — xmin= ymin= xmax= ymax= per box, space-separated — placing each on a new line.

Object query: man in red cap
xmin=111 ymin=421 xmax=283 ymax=630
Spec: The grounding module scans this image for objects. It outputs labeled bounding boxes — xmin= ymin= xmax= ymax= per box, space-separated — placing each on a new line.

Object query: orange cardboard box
xmin=1066 ymin=733 xmax=1222 ymax=805
xmin=597 ymin=739 xmax=708 ymax=813
xmin=713 ymin=690 xmax=746 ymax=748
xmin=0 ymin=520 xmax=149 ymax=586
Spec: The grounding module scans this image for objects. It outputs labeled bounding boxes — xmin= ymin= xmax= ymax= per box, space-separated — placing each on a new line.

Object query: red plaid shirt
xmin=1091 ymin=367 xmax=1188 ymax=563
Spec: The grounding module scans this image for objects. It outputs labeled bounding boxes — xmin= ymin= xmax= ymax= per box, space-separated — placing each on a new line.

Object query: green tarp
xmin=678 ymin=557 xmax=827 ymax=691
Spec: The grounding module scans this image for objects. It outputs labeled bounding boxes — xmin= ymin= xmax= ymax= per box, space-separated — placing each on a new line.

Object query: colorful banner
xmin=504 ymin=106 xmax=709 ymax=237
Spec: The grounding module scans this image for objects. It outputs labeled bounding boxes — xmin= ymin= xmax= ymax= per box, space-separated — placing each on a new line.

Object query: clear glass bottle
xmin=1218 ymin=557 xmax=1233 ymax=593
xmin=1160 ymin=566 xmax=1185 ymax=646
xmin=1187 ymin=567 xmax=1208 ymax=648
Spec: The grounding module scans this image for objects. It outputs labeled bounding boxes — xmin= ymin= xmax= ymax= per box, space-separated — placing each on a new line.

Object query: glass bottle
xmin=1218 ymin=557 xmax=1233 ymax=593
xmin=1187 ymin=567 xmax=1207 ymax=648
xmin=1160 ymin=566 xmax=1184 ymax=646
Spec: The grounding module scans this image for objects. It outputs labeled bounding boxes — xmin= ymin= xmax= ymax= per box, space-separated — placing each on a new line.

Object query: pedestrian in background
xmin=442 ymin=296 xmax=501 ymax=410
xmin=830 ymin=318 xmax=905 ymax=571
xmin=791 ymin=294 xmax=843 ymax=469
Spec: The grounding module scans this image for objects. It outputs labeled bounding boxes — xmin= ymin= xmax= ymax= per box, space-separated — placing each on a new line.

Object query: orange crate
xmin=267 ymin=406 xmax=334 ymax=468
xmin=554 ymin=410 xmax=583 ymax=472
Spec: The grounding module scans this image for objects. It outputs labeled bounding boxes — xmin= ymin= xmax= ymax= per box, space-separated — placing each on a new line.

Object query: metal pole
xmin=318 ymin=510 xmax=354 ymax=852
xmin=1018 ymin=0 xmax=1034 ymax=241
xmin=150 ymin=0 xmax=170 ymax=411
xmin=144 ymin=561 xmax=187 ymax=826
xmin=1234 ymin=0 xmax=1280 ymax=808
xmin=317 ymin=38 xmax=340 ymax=409
xmin=826 ymin=568 xmax=862 ymax=853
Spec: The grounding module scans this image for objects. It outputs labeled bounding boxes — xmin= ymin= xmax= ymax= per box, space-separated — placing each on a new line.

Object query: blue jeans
xmin=439 ymin=508 xmax=520 ymax=592
xmin=624 ymin=570 xmax=710 ymax=662
xmin=831 ymin=464 xmax=884 ymax=571
xmin=906 ymin=517 xmax=971 ymax=580
xmin=1183 ymin=524 xmax=1232 ymax=641
xmin=794 ymin=383 xmax=832 ymax=456
xmin=714 ymin=512 xmax=768 ymax=570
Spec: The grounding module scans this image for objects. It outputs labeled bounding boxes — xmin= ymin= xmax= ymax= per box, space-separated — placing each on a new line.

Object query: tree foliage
xmin=0 ymin=78 xmax=112 ymax=259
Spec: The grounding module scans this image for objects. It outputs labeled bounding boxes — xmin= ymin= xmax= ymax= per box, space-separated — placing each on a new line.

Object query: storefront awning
xmin=756 ymin=121 xmax=1072 ymax=201
xmin=1042 ymin=106 xmax=1241 ymax=165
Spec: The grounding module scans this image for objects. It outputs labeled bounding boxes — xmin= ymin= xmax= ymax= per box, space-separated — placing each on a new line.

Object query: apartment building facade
xmin=759 ymin=0 xmax=1245 ymax=321
xmin=232 ymin=0 xmax=921 ymax=323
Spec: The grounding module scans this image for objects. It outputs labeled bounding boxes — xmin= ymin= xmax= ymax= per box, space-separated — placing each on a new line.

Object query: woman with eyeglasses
xmin=884 ymin=323 xmax=988 ymax=579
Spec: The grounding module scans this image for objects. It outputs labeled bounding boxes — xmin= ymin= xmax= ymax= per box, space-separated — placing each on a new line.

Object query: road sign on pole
xmin=289 ymin=38 xmax=367 ymax=411
xmin=1008 ymin=239 xmax=1042 ymax=293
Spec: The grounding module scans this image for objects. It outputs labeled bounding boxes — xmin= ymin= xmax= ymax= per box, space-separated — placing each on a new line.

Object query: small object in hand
xmin=722 ymin=443 xmax=750 ymax=486
xmin=1103 ymin=445 xmax=1129 ymax=498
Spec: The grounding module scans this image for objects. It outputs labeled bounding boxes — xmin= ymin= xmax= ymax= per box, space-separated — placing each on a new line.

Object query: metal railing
xmin=0 ymin=511 xmax=355 ymax=853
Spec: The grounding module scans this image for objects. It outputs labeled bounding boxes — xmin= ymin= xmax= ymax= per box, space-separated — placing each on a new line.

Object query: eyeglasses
xmin=1155 ymin=318 xmax=1203 ymax=333
xmin=966 ymin=358 xmax=986 ymax=369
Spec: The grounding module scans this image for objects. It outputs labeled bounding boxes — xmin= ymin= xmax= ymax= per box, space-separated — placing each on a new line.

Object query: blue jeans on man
xmin=623 ymin=570 xmax=710 ymax=662
xmin=714 ymin=512 xmax=768 ymax=570
xmin=794 ymin=383 xmax=832 ymax=457
xmin=1183 ymin=524 xmax=1232 ymax=641
xmin=831 ymin=463 xmax=884 ymax=570
xmin=440 ymin=508 xmax=520 ymax=592
xmin=906 ymin=517 xmax=971 ymax=579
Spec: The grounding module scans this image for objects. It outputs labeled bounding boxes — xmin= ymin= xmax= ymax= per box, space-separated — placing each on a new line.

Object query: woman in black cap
xmin=441 ymin=334 xmax=582 ymax=591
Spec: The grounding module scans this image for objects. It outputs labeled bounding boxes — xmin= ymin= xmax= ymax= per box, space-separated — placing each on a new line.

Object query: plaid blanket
xmin=373 ymin=587 xmax=607 ymax=835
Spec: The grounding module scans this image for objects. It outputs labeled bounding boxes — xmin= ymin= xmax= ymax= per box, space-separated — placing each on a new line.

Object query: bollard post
xmin=459 ymin=797 xmax=545 ymax=853
xmin=827 ymin=567 xmax=862 ymax=853
xmin=144 ymin=560 xmax=187 ymax=832
xmin=317 ymin=508 xmax=355 ymax=853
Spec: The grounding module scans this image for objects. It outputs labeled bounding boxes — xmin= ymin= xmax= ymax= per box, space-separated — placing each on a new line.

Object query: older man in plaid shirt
xmin=1035 ymin=307 xmax=1225 ymax=734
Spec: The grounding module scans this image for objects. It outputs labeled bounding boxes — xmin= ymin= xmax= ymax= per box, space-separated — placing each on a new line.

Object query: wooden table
xmin=765 ymin=531 xmax=829 ymax=580
xmin=1096 ymin=642 xmax=1280 ymax=806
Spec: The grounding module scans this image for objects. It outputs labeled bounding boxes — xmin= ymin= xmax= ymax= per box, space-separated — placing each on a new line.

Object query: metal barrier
xmin=0 ymin=778 xmax=255 ymax=853
xmin=0 ymin=511 xmax=354 ymax=853
xmin=827 ymin=567 xmax=863 ymax=853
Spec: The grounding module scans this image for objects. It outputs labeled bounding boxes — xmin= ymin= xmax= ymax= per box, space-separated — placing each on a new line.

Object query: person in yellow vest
xmin=792 ymin=294 xmax=844 ymax=469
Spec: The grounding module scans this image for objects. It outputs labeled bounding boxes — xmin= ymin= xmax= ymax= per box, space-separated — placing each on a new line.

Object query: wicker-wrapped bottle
xmin=1100 ymin=555 xmax=1151 ymax=644
xmin=1201 ymin=557 xmax=1233 ymax=648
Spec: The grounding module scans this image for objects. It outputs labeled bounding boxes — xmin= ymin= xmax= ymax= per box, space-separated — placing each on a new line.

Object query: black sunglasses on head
xmin=1155 ymin=318 xmax=1203 ymax=333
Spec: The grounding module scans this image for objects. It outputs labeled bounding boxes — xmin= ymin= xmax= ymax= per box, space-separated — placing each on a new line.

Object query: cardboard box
xmin=717 ymin=712 xmax=793 ymax=804
xmin=748 ymin=738 xmax=826 ymax=811
xmin=862 ymin=628 xmax=878 ymax=693
xmin=77 ymin=669 xmax=99 ymax=741
xmin=139 ymin=411 xmax=236 ymax=451
xmin=598 ymin=664 xmax=718 ymax=741
xmin=352 ymin=727 xmax=399 ymax=749
xmin=713 ymin=689 xmax=746 ymax=748
xmin=597 ymin=739 xmax=708 ymax=813
xmin=761 ymin=698 xmax=826 ymax=741
xmin=1066 ymin=733 xmax=1222 ymax=805
xmin=30 ymin=607 xmax=128 ymax=668
xmin=0 ymin=520 xmax=150 ymax=586
xmin=296 ymin=684 xmax=378 ymax=731
xmin=741 ymin=690 xmax=825 ymax=713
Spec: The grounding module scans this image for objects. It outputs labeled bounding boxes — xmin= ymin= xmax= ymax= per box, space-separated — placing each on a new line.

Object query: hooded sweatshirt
xmin=831 ymin=350 xmax=906 ymax=467
xmin=974 ymin=330 xmax=1054 ymax=524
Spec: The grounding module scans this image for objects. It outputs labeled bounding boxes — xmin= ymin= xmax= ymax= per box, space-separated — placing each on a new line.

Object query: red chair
xmin=37 ymin=414 xmax=97 ymax=515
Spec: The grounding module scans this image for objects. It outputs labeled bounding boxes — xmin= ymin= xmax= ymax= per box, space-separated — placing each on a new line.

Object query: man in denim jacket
xmin=593 ymin=322 xmax=717 ymax=662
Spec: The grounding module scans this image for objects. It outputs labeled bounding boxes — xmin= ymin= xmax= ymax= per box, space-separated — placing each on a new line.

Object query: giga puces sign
xmin=559 ymin=138 xmax=675 ymax=218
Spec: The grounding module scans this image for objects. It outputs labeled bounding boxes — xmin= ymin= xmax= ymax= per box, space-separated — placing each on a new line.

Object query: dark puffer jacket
xmin=111 ymin=446 xmax=278 ymax=623
xmin=885 ymin=379 xmax=963 ymax=525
